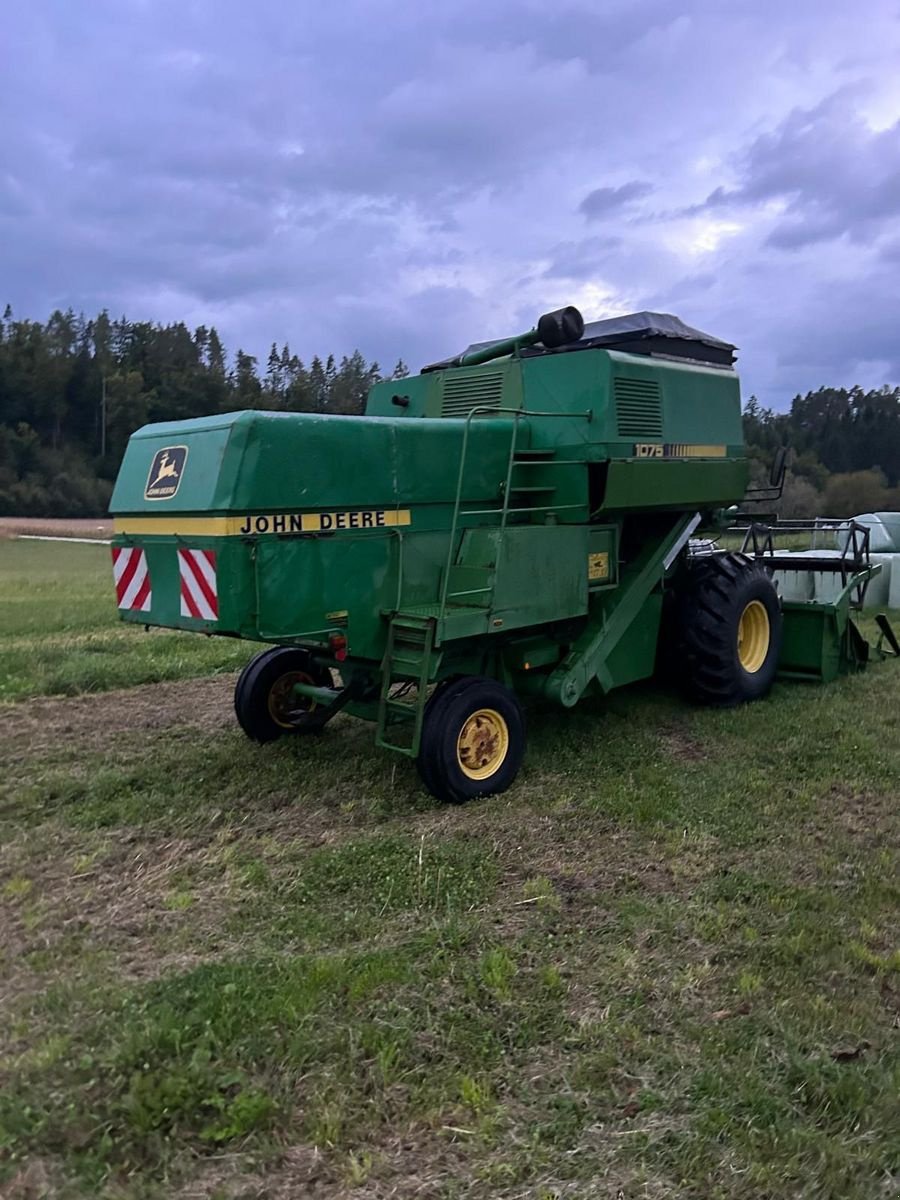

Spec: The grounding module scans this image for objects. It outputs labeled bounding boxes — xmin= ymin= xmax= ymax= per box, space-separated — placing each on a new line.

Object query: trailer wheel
xmin=234 ymin=647 xmax=333 ymax=742
xmin=673 ymin=552 xmax=782 ymax=706
xmin=417 ymin=676 xmax=525 ymax=804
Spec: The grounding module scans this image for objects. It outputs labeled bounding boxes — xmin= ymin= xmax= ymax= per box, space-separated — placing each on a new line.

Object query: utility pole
xmin=100 ymin=375 xmax=107 ymax=459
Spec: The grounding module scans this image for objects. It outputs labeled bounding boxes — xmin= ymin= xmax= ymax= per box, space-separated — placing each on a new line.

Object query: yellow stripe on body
xmin=114 ymin=509 xmax=412 ymax=536
xmin=114 ymin=516 xmax=234 ymax=536
xmin=670 ymin=444 xmax=727 ymax=458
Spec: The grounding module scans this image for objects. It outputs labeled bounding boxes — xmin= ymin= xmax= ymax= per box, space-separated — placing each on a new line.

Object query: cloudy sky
xmin=2 ymin=0 xmax=899 ymax=406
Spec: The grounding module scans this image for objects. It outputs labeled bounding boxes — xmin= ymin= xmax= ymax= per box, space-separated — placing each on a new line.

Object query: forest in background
xmin=1 ymin=304 xmax=899 ymax=518
xmin=0 ymin=306 xmax=408 ymax=516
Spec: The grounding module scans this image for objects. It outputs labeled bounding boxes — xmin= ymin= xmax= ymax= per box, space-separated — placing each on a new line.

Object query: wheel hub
xmin=456 ymin=708 xmax=509 ymax=780
xmin=737 ymin=600 xmax=770 ymax=673
xmin=267 ymin=670 xmax=316 ymax=729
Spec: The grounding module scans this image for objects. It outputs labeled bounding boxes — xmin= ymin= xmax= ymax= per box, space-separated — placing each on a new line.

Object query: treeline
xmin=743 ymin=389 xmax=900 ymax=518
xmin=0 ymin=306 xmax=408 ymax=517
xmin=1 ymin=305 xmax=899 ymax=519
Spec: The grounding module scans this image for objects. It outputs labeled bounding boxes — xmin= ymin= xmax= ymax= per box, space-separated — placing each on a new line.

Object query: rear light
xmin=329 ymin=633 xmax=348 ymax=662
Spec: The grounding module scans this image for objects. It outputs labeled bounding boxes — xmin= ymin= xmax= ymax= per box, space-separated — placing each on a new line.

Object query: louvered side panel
xmin=614 ymin=378 xmax=663 ymax=438
xmin=440 ymin=370 xmax=504 ymax=417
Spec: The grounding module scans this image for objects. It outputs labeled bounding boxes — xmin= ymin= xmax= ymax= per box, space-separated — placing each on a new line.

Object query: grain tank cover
xmin=526 ymin=311 xmax=736 ymax=366
xmin=435 ymin=311 xmax=736 ymax=370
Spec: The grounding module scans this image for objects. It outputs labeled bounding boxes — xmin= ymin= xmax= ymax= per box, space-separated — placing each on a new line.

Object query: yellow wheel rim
xmin=737 ymin=600 xmax=770 ymax=673
xmin=267 ymin=671 xmax=317 ymax=729
xmin=456 ymin=708 xmax=509 ymax=780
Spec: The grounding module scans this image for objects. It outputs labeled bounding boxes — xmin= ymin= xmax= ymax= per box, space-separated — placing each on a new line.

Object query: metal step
xmin=398 ymin=602 xmax=490 ymax=642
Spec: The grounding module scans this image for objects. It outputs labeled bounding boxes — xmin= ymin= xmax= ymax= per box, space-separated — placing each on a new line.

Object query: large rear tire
xmin=417 ymin=676 xmax=526 ymax=804
xmin=671 ymin=552 xmax=782 ymax=706
xmin=234 ymin=647 xmax=333 ymax=742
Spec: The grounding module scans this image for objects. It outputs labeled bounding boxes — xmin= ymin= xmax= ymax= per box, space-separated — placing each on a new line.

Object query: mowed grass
xmin=0 ymin=540 xmax=253 ymax=700
xmin=1 ymin=540 xmax=899 ymax=1198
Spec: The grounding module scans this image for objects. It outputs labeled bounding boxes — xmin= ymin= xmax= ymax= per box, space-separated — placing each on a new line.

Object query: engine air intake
xmin=441 ymin=370 xmax=504 ymax=417
xmin=614 ymin=377 xmax=663 ymax=438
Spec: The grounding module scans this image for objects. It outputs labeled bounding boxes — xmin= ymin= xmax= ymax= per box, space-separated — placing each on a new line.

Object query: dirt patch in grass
xmin=658 ymin=722 xmax=709 ymax=762
xmin=0 ymin=679 xmax=251 ymax=1027
xmin=0 ymin=675 xmax=240 ymax=759
xmin=170 ymin=1133 xmax=472 ymax=1200
xmin=450 ymin=808 xmax=684 ymax=900
xmin=763 ymin=784 xmax=900 ymax=889
xmin=820 ymin=783 xmax=898 ymax=845
xmin=0 ymin=828 xmax=241 ymax=1048
xmin=0 ymin=1157 xmax=66 ymax=1200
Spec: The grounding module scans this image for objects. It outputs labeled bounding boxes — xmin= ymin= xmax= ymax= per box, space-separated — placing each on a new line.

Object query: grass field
xmin=1 ymin=539 xmax=898 ymax=1199
xmin=0 ymin=540 xmax=253 ymax=701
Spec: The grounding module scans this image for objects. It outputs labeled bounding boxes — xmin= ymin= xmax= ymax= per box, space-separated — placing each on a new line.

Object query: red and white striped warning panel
xmin=178 ymin=548 xmax=219 ymax=621
xmin=111 ymin=546 xmax=152 ymax=612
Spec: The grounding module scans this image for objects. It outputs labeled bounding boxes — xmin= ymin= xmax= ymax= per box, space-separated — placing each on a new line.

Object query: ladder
xmin=375 ymin=407 xmax=593 ymax=757
xmin=375 ymin=614 xmax=437 ymax=757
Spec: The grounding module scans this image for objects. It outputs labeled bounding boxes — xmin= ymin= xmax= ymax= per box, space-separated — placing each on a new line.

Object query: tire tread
xmin=672 ymin=552 xmax=782 ymax=707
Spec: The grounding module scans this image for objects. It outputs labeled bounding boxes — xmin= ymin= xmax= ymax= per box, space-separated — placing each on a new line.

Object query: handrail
xmin=437 ymin=405 xmax=593 ymax=624
xmin=461 ymin=502 xmax=585 ymax=517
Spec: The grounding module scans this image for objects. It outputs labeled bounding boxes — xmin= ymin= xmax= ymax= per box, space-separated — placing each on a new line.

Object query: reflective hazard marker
xmin=112 ymin=546 xmax=152 ymax=612
xmin=178 ymin=548 xmax=218 ymax=621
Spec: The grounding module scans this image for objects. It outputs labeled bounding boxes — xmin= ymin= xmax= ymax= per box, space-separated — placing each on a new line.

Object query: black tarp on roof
xmin=426 ymin=311 xmax=737 ymax=370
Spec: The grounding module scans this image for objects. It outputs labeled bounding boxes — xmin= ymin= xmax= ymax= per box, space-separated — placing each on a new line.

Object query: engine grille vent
xmin=614 ymin=377 xmax=663 ymax=438
xmin=441 ymin=370 xmax=504 ymax=417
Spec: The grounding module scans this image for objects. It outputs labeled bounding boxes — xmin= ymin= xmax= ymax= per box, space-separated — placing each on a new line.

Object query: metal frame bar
xmin=740 ymin=519 xmax=874 ymax=609
xmin=544 ymin=510 xmax=698 ymax=707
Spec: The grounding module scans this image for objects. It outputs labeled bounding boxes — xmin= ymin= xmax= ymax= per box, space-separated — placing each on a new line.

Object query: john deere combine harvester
xmin=110 ymin=307 xmax=896 ymax=802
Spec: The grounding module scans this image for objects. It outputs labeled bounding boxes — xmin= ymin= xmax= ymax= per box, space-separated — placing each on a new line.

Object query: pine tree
xmin=309 ymin=356 xmax=326 ymax=410
xmin=265 ymin=343 xmax=282 ymax=401
xmin=207 ymin=327 xmax=226 ymax=377
xmin=194 ymin=325 xmax=209 ymax=362
xmin=232 ymin=350 xmax=262 ymax=407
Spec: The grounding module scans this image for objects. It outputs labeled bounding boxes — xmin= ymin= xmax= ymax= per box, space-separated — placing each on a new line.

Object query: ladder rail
xmin=492 ymin=412 xmax=524 ymax=617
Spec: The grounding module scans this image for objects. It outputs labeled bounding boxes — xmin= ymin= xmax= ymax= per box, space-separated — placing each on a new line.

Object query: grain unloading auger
xmin=110 ymin=307 xmax=897 ymax=802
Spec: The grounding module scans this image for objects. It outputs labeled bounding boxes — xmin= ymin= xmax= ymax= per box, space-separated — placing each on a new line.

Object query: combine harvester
xmin=110 ymin=308 xmax=897 ymax=802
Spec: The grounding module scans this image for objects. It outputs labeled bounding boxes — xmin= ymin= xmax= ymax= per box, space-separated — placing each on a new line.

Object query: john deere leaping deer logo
xmin=145 ymin=446 xmax=188 ymax=500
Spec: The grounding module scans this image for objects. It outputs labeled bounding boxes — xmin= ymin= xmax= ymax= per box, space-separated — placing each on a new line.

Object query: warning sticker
xmin=178 ymin=548 xmax=218 ymax=621
xmin=112 ymin=546 xmax=152 ymax=611
xmin=588 ymin=552 xmax=610 ymax=581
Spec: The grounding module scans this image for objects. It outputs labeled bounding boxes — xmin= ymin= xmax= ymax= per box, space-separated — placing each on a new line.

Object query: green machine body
xmin=110 ymin=307 xmax=892 ymax=802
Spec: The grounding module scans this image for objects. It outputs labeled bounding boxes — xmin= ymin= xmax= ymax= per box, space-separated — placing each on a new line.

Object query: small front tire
xmin=417 ymin=676 xmax=525 ymax=804
xmin=234 ymin=647 xmax=333 ymax=743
